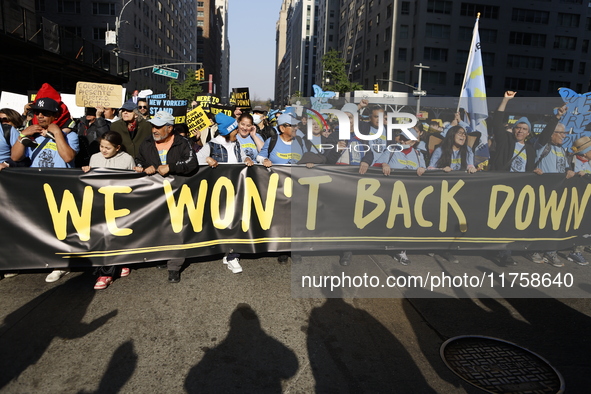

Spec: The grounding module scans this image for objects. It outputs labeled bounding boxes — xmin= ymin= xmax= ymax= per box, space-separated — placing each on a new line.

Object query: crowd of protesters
xmin=1 ymin=85 xmax=590 ymax=288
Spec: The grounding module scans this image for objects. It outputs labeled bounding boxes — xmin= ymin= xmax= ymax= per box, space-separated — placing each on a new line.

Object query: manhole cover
xmin=440 ymin=336 xmax=564 ymax=394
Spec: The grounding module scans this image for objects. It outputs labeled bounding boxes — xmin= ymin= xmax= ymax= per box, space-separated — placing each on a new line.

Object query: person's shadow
xmin=0 ymin=272 xmax=118 ymax=389
xmin=185 ymin=303 xmax=299 ymax=393
xmin=307 ymin=288 xmax=436 ymax=392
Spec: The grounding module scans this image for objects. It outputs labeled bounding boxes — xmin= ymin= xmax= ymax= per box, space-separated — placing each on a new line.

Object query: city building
xmin=279 ymin=0 xmax=591 ymax=99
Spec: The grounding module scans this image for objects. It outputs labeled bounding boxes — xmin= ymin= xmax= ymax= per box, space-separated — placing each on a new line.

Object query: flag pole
xmin=457 ymin=13 xmax=481 ymax=113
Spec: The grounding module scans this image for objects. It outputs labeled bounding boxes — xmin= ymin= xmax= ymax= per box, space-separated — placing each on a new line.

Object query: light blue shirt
xmin=429 ymin=147 xmax=474 ymax=170
xmin=27 ymin=131 xmax=79 ymax=168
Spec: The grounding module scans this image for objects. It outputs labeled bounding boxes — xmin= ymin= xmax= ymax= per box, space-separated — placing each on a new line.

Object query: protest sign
xmin=209 ymin=103 xmax=234 ymax=117
xmin=75 ymin=82 xmax=123 ymax=108
xmin=186 ymin=106 xmax=211 ymax=137
xmin=147 ymin=93 xmax=188 ymax=123
xmin=229 ymin=87 xmax=251 ymax=111
xmin=195 ymin=94 xmax=220 ymax=111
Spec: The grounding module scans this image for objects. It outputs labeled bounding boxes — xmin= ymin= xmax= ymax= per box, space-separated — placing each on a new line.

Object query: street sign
xmin=413 ymin=90 xmax=426 ymax=96
xmin=152 ymin=67 xmax=179 ymax=79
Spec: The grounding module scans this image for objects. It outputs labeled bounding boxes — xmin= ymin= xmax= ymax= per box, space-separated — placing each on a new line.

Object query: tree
xmin=167 ymin=69 xmax=203 ymax=101
xmin=321 ymin=50 xmax=363 ymax=95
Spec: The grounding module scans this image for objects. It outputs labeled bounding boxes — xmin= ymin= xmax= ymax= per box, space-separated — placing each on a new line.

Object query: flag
xmin=458 ymin=14 xmax=489 ymax=168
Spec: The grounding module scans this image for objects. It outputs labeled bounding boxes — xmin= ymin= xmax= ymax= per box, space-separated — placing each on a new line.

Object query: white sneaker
xmin=45 ymin=270 xmax=69 ymax=283
xmin=3 ymin=273 xmax=18 ymax=278
xmin=223 ymin=257 xmax=242 ymax=274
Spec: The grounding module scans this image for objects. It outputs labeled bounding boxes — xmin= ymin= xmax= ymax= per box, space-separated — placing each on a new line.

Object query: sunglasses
xmin=138 ymin=106 xmax=148 ymax=109
xmin=281 ymin=123 xmax=293 ymax=128
xmin=0 ymin=117 xmax=9 ymax=123
xmin=33 ymin=110 xmax=56 ymax=117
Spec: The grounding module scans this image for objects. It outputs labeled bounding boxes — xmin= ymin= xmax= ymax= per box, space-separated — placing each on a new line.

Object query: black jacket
xmin=136 ymin=134 xmax=199 ymax=176
xmin=489 ymin=111 xmax=558 ymax=172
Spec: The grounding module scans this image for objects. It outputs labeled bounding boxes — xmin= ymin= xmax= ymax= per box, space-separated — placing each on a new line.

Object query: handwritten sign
xmin=75 ymin=82 xmax=123 ymax=108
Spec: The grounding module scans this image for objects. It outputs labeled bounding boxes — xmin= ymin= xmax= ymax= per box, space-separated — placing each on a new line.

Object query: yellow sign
xmin=186 ymin=106 xmax=211 ymax=137
xmin=75 ymin=82 xmax=123 ymax=108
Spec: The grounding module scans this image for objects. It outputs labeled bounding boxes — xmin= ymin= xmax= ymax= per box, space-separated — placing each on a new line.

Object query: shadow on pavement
xmin=307 ymin=293 xmax=437 ymax=392
xmin=0 ymin=272 xmax=118 ymax=389
xmin=184 ymin=303 xmax=298 ymax=393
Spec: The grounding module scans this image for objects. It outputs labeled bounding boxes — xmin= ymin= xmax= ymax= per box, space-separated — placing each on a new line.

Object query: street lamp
xmin=414 ymin=63 xmax=430 ymax=115
xmin=107 ymin=0 xmax=143 ymax=56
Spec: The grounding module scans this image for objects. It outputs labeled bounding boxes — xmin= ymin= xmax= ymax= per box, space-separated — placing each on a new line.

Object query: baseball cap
xmin=148 ymin=111 xmax=175 ymax=127
xmin=277 ymin=113 xmax=298 ymax=126
xmin=31 ymin=97 xmax=60 ymax=113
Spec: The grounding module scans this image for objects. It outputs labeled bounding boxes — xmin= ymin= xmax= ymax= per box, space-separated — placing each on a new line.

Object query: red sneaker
xmin=94 ymin=276 xmax=113 ymax=290
xmin=120 ymin=267 xmax=130 ymax=277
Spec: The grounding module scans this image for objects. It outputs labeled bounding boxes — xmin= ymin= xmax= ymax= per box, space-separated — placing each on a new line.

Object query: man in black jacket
xmin=135 ymin=111 xmax=199 ymax=282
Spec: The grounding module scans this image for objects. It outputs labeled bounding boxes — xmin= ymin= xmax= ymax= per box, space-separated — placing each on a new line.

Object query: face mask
xmin=253 ymin=114 xmax=263 ymax=125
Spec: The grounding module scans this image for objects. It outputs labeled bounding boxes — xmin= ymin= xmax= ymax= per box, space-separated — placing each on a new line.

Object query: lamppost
xmin=113 ymin=0 xmax=139 ymax=56
xmin=414 ymin=63 xmax=430 ymax=115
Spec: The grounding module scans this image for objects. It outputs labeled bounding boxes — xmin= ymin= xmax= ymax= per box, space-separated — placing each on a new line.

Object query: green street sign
xmin=152 ymin=67 xmax=179 ymax=79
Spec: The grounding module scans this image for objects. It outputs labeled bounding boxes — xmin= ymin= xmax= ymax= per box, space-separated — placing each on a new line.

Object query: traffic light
xmin=195 ymin=68 xmax=205 ymax=81
xmin=195 ymin=70 xmax=199 ymax=80
xmin=373 ymin=84 xmax=379 ymax=94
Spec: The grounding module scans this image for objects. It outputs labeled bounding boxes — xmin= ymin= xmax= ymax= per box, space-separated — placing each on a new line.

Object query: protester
xmin=489 ymin=91 xmax=562 ymax=265
xmin=81 ymin=130 xmax=135 ymax=289
xmin=252 ymin=106 xmax=275 ymax=140
xmin=110 ymin=101 xmax=152 ymax=159
xmin=10 ymin=97 xmax=79 ymax=282
xmin=197 ymin=113 xmax=255 ymax=168
xmin=532 ymin=117 xmax=576 ymax=267
xmin=134 ymin=111 xmax=198 ymax=283
xmin=236 ymin=113 xmax=264 ymax=161
xmin=97 ymin=105 xmax=119 ymax=123
xmin=76 ymin=107 xmax=110 ymax=167
xmin=137 ymin=98 xmax=150 ymax=120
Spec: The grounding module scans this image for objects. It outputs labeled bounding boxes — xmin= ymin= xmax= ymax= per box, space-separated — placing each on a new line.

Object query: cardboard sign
xmin=209 ymin=103 xmax=234 ymax=117
xmin=75 ymin=82 xmax=123 ymax=108
xmin=186 ymin=106 xmax=212 ymax=137
xmin=195 ymin=94 xmax=220 ymax=111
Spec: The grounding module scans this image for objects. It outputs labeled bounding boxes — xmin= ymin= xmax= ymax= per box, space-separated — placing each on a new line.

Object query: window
xmin=197 ymin=20 xmax=204 ymax=27
xmin=551 ymin=58 xmax=574 ymax=72
xmin=396 ymin=71 xmax=406 ymax=83
xmin=458 ymin=26 xmax=472 ymax=41
xmin=398 ymin=48 xmax=407 ymax=61
xmin=558 ymin=13 xmax=580 ymax=27
xmin=548 ymin=81 xmax=570 ymax=94
xmin=482 ymin=52 xmax=495 ymax=66
xmin=423 ymin=71 xmax=447 ymax=85
xmin=506 ymin=55 xmax=544 ymax=70
xmin=35 ymin=0 xmax=45 ymax=11
xmin=401 ymin=2 xmax=410 ymax=15
xmin=511 ymin=9 xmax=549 ymax=24
xmin=554 ymin=36 xmax=577 ymax=50
xmin=58 ymin=0 xmax=81 ymax=13
xmin=197 ymin=11 xmax=204 ymax=17
xmin=387 ymin=4 xmax=393 ymax=18
xmin=92 ymin=2 xmax=115 ymax=15
xmin=456 ymin=50 xmax=468 ymax=64
xmin=509 ymin=32 xmax=546 ymax=47
xmin=398 ymin=25 xmax=408 ymax=39
xmin=384 ymin=49 xmax=390 ymax=62
xmin=480 ymin=29 xmax=497 ymax=43
xmin=92 ymin=27 xmax=106 ymax=40
xmin=427 ymin=0 xmax=452 ymax=14
xmin=460 ymin=3 xmax=499 ymax=19
xmin=505 ymin=77 xmax=541 ymax=91
xmin=63 ymin=26 xmax=81 ymax=37
xmin=197 ymin=1 xmax=203 ymax=6
xmin=425 ymin=23 xmax=451 ymax=38
xmin=386 ymin=26 xmax=392 ymax=39
xmin=424 ymin=47 xmax=448 ymax=62
xmin=579 ymin=62 xmax=586 ymax=74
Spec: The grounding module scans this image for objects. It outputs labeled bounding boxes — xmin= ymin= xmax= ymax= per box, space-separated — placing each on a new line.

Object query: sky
xmin=228 ymin=0 xmax=281 ymax=101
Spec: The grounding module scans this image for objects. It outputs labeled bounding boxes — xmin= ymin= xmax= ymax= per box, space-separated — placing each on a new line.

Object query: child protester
xmin=82 ymin=130 xmax=136 ymax=289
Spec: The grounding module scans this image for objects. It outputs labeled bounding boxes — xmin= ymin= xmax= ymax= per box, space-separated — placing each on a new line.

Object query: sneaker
xmin=223 ymin=256 xmax=242 ymax=273
xmin=393 ymin=251 xmax=410 ymax=265
xmin=442 ymin=251 xmax=459 ymax=264
xmin=528 ymin=252 xmax=545 ymax=264
xmin=45 ymin=270 xmax=69 ymax=283
xmin=94 ymin=276 xmax=113 ymax=290
xmin=544 ymin=252 xmax=564 ymax=268
xmin=567 ymin=252 xmax=589 ymax=266
xmin=3 ymin=272 xmax=18 ymax=278
xmin=277 ymin=255 xmax=289 ymax=265
xmin=168 ymin=270 xmax=180 ymax=283
xmin=120 ymin=267 xmax=131 ymax=277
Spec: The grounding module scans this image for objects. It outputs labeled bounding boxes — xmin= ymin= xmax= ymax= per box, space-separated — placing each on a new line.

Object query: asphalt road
xmin=1 ymin=251 xmax=590 ymax=393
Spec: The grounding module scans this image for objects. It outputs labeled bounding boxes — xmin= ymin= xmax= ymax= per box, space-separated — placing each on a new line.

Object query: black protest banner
xmin=229 ymin=87 xmax=251 ymax=111
xmin=209 ymin=103 xmax=234 ymax=117
xmin=147 ymin=93 xmax=188 ymax=123
xmin=0 ymin=166 xmax=589 ymax=270
xmin=195 ymin=94 xmax=220 ymax=111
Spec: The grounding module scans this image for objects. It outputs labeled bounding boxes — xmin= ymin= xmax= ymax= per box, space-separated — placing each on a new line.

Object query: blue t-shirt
xmin=258 ymin=137 xmax=306 ymax=164
xmin=236 ymin=134 xmax=259 ymax=161
xmin=535 ymin=143 xmax=567 ymax=174
xmin=510 ymin=142 xmax=527 ymax=173
xmin=0 ymin=126 xmax=19 ymax=162
xmin=376 ymin=148 xmax=425 ymax=170
xmin=429 ymin=147 xmax=474 ymax=170
xmin=27 ymin=131 xmax=80 ymax=168
xmin=574 ymin=156 xmax=591 ymax=174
